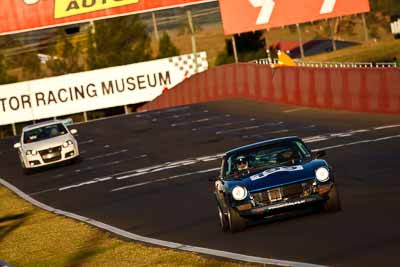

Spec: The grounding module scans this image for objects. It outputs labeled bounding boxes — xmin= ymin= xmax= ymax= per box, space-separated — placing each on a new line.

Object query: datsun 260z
xmin=213 ymin=137 xmax=341 ymax=232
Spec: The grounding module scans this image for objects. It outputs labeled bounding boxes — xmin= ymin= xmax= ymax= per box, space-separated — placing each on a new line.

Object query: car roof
xmin=225 ymin=136 xmax=301 ymax=156
xmin=22 ymin=120 xmax=64 ymax=132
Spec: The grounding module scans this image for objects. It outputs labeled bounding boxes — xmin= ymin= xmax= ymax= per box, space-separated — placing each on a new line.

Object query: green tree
xmin=87 ymin=29 xmax=96 ymax=69
xmin=0 ymin=54 xmax=16 ymax=84
xmin=157 ymin=32 xmax=180 ymax=59
xmin=371 ymin=0 xmax=400 ymax=15
xmin=88 ymin=15 xmax=152 ymax=69
xmin=215 ymin=31 xmax=266 ymax=65
xmin=47 ymin=32 xmax=83 ymax=75
xmin=21 ymin=52 xmax=42 ymax=80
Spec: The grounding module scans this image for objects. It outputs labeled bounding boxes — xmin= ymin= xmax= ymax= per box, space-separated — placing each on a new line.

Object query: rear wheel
xmin=227 ymin=207 xmax=247 ymax=233
xmin=218 ymin=206 xmax=229 ymax=232
xmin=322 ymin=185 xmax=341 ymax=212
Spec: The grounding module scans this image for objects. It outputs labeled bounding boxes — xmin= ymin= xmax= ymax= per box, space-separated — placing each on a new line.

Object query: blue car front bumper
xmin=238 ymin=194 xmax=325 ymax=217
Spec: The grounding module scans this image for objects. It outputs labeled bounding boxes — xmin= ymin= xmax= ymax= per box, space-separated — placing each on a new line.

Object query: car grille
xmin=251 ymin=180 xmax=314 ymax=205
xmin=39 ymin=146 xmax=62 ymax=163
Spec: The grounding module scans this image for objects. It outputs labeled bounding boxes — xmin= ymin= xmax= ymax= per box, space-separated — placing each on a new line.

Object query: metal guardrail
xmin=252 ymin=58 xmax=279 ymax=65
xmin=295 ymin=61 xmax=398 ymax=68
xmin=252 ymin=58 xmax=398 ymax=68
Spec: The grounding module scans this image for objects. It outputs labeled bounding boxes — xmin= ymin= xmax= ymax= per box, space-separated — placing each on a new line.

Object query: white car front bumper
xmin=23 ymin=144 xmax=79 ymax=169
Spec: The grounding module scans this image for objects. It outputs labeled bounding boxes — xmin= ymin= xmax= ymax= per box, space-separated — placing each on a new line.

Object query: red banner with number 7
xmin=218 ymin=0 xmax=370 ymax=35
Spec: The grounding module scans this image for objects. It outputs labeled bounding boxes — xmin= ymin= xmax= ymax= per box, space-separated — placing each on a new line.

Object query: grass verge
xmin=0 ymin=186 xmax=262 ymax=267
xmin=303 ymin=39 xmax=400 ymax=63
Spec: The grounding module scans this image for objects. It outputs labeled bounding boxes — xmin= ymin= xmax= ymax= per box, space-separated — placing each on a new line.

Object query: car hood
xmin=225 ymin=159 xmax=328 ymax=193
xmin=22 ymin=134 xmax=73 ymax=151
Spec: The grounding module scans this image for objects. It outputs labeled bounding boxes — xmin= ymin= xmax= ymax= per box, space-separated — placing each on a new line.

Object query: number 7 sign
xmin=249 ymin=0 xmax=276 ymax=25
xmin=219 ymin=0 xmax=370 ymax=35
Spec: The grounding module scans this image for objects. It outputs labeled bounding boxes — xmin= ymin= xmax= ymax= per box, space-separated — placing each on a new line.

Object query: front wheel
xmin=21 ymin=160 xmax=32 ymax=175
xmin=322 ymin=184 xmax=342 ymax=212
xmin=218 ymin=206 xmax=229 ymax=232
xmin=227 ymin=207 xmax=247 ymax=233
xmin=69 ymin=155 xmax=81 ymax=165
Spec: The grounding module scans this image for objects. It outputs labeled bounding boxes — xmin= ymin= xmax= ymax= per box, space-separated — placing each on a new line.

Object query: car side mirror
xmin=70 ymin=129 xmax=78 ymax=135
xmin=14 ymin=143 xmax=21 ymax=149
xmin=313 ymin=150 xmax=326 ymax=158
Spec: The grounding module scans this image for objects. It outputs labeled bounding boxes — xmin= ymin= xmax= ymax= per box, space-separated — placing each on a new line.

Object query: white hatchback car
xmin=14 ymin=120 xmax=80 ymax=173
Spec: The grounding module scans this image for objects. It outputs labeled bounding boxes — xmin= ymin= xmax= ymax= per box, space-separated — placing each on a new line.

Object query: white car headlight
xmin=315 ymin=167 xmax=330 ymax=182
xmin=232 ymin=186 xmax=248 ymax=201
xmin=63 ymin=140 xmax=73 ymax=148
xmin=26 ymin=150 xmax=37 ymax=156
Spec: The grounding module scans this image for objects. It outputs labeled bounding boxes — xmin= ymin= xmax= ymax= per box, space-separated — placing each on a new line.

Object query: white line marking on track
xmin=242 ymin=129 xmax=289 ymax=139
xmin=216 ymin=121 xmax=283 ymax=135
xmin=283 ymin=107 xmax=309 ymax=113
xmin=191 ymin=118 xmax=257 ymax=132
xmin=116 ymin=155 xmax=223 ymax=180
xmin=166 ymin=113 xmax=192 ymax=120
xmin=303 ymin=129 xmax=376 ymax=143
xmin=1 ymin=177 xmax=325 ymax=267
xmin=111 ymin=168 xmax=220 ymax=192
xmin=171 ymin=116 xmax=223 ymax=127
xmin=374 ymin=124 xmax=400 ymax=130
xmin=57 ymin=154 xmax=224 ymax=191
xmin=313 ymin=135 xmax=400 ymax=152
xmin=87 ymin=149 xmax=129 ymax=161
xmin=80 ymin=139 xmax=94 ymax=145
xmin=59 ymin=176 xmax=113 ymax=191
xmin=30 ymin=187 xmax=60 ymax=196
xmin=303 ymin=136 xmax=330 ymax=143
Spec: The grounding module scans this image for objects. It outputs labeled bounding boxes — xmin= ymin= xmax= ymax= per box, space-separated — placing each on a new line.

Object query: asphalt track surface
xmin=1 ymin=99 xmax=400 ymax=266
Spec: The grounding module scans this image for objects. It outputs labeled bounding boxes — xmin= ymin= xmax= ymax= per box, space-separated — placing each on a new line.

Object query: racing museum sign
xmin=0 ymin=52 xmax=208 ymax=126
xmin=0 ymin=0 xmax=217 ymax=35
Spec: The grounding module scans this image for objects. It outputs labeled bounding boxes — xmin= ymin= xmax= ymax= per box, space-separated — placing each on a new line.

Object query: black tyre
xmin=22 ymin=167 xmax=32 ymax=175
xmin=322 ymin=184 xmax=342 ymax=212
xmin=218 ymin=206 xmax=229 ymax=232
xmin=21 ymin=161 xmax=32 ymax=175
xmin=227 ymin=207 xmax=247 ymax=233
xmin=69 ymin=155 xmax=80 ymax=165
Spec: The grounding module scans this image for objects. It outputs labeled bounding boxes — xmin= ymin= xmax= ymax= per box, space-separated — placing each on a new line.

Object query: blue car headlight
xmin=315 ymin=167 xmax=330 ymax=182
xmin=232 ymin=186 xmax=248 ymax=201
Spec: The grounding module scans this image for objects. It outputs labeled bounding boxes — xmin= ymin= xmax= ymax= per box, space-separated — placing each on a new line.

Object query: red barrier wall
xmin=138 ymin=63 xmax=400 ymax=114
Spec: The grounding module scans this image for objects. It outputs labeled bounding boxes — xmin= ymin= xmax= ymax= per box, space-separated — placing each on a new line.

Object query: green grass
xmin=0 ymin=186 xmax=263 ymax=267
xmin=303 ymin=39 xmax=400 ymax=63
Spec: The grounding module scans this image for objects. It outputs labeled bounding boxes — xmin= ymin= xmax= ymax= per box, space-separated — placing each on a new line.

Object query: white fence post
xmin=12 ymin=124 xmax=17 ymax=136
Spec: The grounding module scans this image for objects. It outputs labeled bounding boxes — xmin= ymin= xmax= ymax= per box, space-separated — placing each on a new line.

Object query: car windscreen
xmin=23 ymin=123 xmax=68 ymax=144
xmin=223 ymin=140 xmax=312 ymax=178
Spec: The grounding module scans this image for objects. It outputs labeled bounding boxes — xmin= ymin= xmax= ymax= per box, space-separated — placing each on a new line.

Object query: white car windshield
xmin=23 ymin=123 xmax=68 ymax=144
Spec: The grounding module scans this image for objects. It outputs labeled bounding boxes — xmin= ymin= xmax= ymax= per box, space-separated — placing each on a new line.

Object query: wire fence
xmin=252 ymin=58 xmax=398 ymax=68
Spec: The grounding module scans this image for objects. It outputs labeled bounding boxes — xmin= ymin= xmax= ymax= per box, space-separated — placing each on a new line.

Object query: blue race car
xmin=213 ymin=136 xmax=341 ymax=232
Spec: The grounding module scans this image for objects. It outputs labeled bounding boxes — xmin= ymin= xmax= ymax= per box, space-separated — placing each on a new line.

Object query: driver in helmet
xmin=235 ymin=155 xmax=250 ymax=175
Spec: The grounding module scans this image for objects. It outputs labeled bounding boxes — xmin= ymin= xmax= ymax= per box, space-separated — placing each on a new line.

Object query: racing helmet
xmin=235 ymin=155 xmax=249 ymax=171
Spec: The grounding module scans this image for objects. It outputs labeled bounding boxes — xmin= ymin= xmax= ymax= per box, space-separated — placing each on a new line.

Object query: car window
xmin=295 ymin=141 xmax=311 ymax=158
xmin=224 ymin=140 xmax=307 ymax=177
xmin=23 ymin=123 xmax=68 ymax=144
